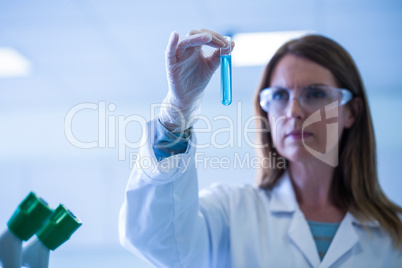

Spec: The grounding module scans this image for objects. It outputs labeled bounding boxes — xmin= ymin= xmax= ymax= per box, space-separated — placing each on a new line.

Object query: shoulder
xmin=349 ymin=212 xmax=402 ymax=253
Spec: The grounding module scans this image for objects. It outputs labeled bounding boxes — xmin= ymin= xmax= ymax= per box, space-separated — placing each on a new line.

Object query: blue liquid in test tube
xmin=220 ymin=36 xmax=232 ymax=105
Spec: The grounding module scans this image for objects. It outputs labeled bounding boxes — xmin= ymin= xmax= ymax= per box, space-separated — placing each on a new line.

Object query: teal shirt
xmin=307 ymin=221 xmax=340 ymax=261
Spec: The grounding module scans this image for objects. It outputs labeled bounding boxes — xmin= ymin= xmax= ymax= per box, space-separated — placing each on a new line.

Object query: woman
xmin=119 ymin=29 xmax=402 ymax=267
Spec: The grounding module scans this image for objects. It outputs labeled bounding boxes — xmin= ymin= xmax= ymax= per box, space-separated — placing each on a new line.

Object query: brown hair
xmin=253 ymin=34 xmax=402 ymax=246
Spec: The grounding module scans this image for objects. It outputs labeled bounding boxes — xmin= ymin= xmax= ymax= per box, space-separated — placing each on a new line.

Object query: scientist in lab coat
xmin=119 ymin=29 xmax=402 ymax=267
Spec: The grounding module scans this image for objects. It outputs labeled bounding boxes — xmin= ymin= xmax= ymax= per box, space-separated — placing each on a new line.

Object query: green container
xmin=7 ymin=192 xmax=53 ymax=241
xmin=37 ymin=204 xmax=82 ymax=250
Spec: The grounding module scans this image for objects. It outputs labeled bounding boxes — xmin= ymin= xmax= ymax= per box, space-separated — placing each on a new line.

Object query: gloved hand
xmin=159 ymin=29 xmax=234 ymax=133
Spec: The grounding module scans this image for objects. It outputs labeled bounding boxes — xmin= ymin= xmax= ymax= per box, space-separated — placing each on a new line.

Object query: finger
xmin=231 ymin=41 xmax=235 ymax=52
xmin=207 ymin=41 xmax=236 ymax=70
xmin=176 ymin=33 xmax=213 ymax=56
xmin=165 ymin=31 xmax=179 ymax=66
xmin=186 ymin=30 xmax=201 ymax=37
xmin=200 ymin=29 xmax=230 ymax=48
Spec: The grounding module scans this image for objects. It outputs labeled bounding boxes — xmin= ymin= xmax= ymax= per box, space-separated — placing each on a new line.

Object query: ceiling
xmin=0 ymin=0 xmax=401 ymax=113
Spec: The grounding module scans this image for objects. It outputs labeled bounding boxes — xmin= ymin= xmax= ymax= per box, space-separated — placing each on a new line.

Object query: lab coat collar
xmin=287 ymin=213 xmax=379 ymax=268
xmin=288 ymin=209 xmax=321 ymax=267
xmin=270 ymin=171 xmax=320 ymax=266
xmin=269 ymin=170 xmax=298 ymax=213
xmin=319 ymin=212 xmax=359 ymax=268
xmin=270 ymin=171 xmax=321 ymax=266
xmin=350 ymin=214 xmax=380 ymax=228
xmin=270 ymin=169 xmax=381 ymax=267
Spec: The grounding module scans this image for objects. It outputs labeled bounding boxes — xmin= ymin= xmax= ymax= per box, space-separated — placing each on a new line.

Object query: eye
xmin=304 ymin=87 xmax=328 ymax=99
xmin=272 ymin=88 xmax=289 ymax=101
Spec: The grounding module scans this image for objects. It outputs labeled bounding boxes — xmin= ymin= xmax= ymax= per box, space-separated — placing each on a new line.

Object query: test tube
xmin=220 ymin=36 xmax=232 ymax=106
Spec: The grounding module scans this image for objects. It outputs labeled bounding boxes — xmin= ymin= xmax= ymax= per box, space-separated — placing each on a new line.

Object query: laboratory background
xmin=0 ymin=0 xmax=401 ymax=267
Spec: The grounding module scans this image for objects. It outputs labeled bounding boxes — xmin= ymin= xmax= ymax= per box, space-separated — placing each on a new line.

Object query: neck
xmin=288 ymin=159 xmax=345 ymax=222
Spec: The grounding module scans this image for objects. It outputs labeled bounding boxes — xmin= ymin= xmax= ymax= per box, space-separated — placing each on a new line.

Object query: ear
xmin=344 ymin=97 xmax=362 ymax=128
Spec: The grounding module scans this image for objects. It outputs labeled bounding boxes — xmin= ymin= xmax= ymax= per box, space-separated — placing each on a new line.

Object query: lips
xmin=285 ymin=130 xmax=313 ymax=139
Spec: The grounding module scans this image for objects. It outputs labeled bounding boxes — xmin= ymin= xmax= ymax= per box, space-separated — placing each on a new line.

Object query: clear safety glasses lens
xmin=259 ymin=87 xmax=353 ymax=113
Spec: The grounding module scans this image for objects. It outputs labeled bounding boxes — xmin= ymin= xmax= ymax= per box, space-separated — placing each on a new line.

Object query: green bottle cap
xmin=7 ymin=192 xmax=53 ymax=241
xmin=37 ymin=204 xmax=82 ymax=250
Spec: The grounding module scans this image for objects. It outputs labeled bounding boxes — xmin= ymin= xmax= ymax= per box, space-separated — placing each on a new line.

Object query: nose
xmin=285 ymin=98 xmax=306 ymax=119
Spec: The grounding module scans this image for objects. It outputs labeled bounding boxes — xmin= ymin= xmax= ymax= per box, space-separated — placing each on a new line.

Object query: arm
xmin=120 ymin=29 xmax=233 ymax=267
xmin=119 ymin=120 xmax=230 ymax=267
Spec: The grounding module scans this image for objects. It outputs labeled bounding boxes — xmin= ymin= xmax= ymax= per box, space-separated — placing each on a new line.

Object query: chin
xmin=278 ymin=146 xmax=315 ymax=163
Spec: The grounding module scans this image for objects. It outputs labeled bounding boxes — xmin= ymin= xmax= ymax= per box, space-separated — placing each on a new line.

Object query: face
xmin=267 ymin=54 xmax=355 ymax=165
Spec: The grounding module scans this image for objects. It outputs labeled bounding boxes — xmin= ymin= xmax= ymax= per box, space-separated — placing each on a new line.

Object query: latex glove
xmin=159 ymin=29 xmax=234 ymax=133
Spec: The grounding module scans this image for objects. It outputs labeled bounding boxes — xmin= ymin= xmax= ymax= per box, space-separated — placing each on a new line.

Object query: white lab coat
xmin=119 ymin=120 xmax=402 ymax=268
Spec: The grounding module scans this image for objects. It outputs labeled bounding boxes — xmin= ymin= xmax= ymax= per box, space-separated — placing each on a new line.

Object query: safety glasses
xmin=259 ymin=85 xmax=353 ymax=114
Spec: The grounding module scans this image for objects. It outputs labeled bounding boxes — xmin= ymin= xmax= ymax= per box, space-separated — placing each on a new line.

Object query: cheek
xmin=268 ymin=119 xmax=284 ymax=147
xmin=268 ymin=120 xmax=288 ymax=155
xmin=306 ymin=121 xmax=328 ymax=153
xmin=306 ymin=117 xmax=344 ymax=154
